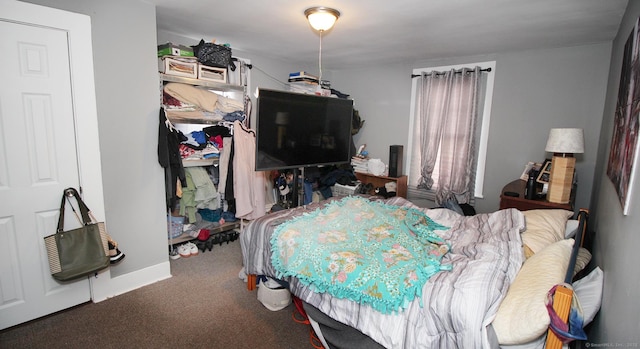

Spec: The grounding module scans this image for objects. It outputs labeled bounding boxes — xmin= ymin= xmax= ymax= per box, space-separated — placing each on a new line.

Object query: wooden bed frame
xmin=245 ymin=208 xmax=591 ymax=348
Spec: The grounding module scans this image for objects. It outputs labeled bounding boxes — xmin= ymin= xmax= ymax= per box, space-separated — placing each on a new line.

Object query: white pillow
xmin=573 ymin=266 xmax=603 ymax=325
xmin=573 ymin=247 xmax=592 ymax=277
xmin=493 ymin=239 xmax=574 ymax=345
xmin=522 ymin=209 xmax=574 ymax=256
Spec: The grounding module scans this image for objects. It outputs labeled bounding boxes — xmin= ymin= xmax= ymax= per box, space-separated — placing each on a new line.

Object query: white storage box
xmin=198 ymin=64 xmax=227 ymax=83
xmin=158 ymin=56 xmax=198 ymax=78
xmin=227 ymin=57 xmax=250 ymax=86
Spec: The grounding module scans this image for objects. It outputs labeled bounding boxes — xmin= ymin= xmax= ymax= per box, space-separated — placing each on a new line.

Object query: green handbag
xmin=44 ymin=188 xmax=110 ymax=282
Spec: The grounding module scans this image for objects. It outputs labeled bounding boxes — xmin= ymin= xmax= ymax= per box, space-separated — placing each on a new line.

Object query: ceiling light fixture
xmin=304 ymin=6 xmax=340 ymax=89
xmin=304 ymin=6 xmax=340 ymax=32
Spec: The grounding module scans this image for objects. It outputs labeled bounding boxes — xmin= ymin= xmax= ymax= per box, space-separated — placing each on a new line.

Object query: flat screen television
xmin=255 ymin=88 xmax=354 ymax=171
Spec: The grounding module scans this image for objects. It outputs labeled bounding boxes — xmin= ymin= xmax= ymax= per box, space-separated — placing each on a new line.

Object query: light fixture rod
xmin=318 ymin=30 xmax=323 ymax=83
xmin=304 ymin=6 xmax=340 ymax=90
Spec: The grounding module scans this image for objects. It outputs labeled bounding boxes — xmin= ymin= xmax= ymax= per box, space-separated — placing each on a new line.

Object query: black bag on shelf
xmin=191 ymin=39 xmax=232 ymax=68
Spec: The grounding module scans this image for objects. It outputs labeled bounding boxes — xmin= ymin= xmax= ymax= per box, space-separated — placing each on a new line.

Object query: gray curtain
xmin=417 ymin=67 xmax=480 ymax=205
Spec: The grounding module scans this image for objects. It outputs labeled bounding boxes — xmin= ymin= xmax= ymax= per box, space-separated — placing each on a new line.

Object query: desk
xmin=499 ymin=179 xmax=574 ymax=211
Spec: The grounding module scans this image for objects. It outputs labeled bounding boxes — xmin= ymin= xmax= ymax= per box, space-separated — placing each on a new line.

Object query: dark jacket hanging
xmin=158 ymin=108 xmax=187 ymax=210
xmin=224 ymin=136 xmax=236 ymax=213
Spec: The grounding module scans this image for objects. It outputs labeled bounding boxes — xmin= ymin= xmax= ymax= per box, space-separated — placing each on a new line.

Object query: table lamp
xmin=545 ymin=128 xmax=584 ymax=204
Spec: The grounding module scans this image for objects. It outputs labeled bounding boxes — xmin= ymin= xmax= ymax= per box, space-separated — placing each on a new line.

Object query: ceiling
xmin=151 ymin=0 xmax=628 ymax=70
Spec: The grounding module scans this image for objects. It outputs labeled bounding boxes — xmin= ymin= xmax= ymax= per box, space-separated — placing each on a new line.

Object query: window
xmin=407 ymin=61 xmax=496 ymax=204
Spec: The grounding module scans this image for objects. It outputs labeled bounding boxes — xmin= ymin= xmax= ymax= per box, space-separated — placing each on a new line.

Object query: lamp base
xmin=547 ymin=156 xmax=575 ymax=204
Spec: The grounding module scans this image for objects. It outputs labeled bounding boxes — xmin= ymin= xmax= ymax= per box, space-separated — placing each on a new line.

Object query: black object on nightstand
xmin=500 ymin=179 xmax=575 ymax=211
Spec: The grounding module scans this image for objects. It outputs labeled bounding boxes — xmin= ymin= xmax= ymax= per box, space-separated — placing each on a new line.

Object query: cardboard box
xmin=157 ymin=43 xmax=194 ymax=57
xmin=158 ymin=56 xmax=198 ymax=78
xmin=198 ymin=64 xmax=227 ymax=83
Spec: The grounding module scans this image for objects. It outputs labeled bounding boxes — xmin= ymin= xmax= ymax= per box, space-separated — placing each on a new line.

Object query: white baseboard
xmin=91 ymin=261 xmax=172 ymax=302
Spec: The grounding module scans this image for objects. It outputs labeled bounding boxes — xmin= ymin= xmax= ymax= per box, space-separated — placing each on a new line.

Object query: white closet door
xmin=0 ymin=2 xmax=101 ymax=330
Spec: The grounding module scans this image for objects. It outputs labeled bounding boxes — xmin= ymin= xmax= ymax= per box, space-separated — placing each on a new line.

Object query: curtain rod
xmin=411 ymin=67 xmax=492 ymax=78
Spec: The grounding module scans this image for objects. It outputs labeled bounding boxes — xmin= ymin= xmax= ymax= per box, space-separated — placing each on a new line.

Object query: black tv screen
xmin=255 ymin=89 xmax=354 ymax=171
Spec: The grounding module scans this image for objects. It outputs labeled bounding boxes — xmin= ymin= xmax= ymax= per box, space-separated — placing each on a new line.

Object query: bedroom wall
xmin=590 ymin=0 xmax=640 ymax=343
xmin=330 ymin=44 xmax=611 ymax=214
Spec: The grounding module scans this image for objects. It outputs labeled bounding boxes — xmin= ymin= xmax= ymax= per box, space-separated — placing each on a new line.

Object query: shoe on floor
xmin=186 ymin=241 xmax=199 ymax=256
xmin=177 ymin=244 xmax=191 ymax=258
xmin=195 ymin=240 xmax=207 ymax=252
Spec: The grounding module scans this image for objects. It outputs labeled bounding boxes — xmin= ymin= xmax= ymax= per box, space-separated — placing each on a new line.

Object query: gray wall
xmin=591 ymin=0 xmax=640 ymax=342
xmin=331 ymin=44 xmax=611 ymax=213
xmin=328 ymin=62 xmax=414 ymax=179
xmin=485 ymin=45 xmax=609 ymax=214
xmin=23 ymin=0 xmax=169 ymax=277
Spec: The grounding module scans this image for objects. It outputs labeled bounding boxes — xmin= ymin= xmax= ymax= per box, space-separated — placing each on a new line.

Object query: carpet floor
xmin=0 ymin=239 xmax=314 ymax=349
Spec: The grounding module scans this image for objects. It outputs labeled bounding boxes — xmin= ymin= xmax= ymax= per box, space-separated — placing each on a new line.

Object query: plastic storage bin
xmin=167 ymin=215 xmax=185 ymax=239
xmin=331 ymin=183 xmax=360 ymax=197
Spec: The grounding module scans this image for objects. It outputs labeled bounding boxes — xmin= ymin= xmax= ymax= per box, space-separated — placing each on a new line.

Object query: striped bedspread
xmin=240 ymin=196 xmax=525 ymax=348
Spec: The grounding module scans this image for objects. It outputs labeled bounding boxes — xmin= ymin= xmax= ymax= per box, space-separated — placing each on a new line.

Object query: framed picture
xmin=520 ymin=161 xmax=542 ymax=181
xmin=607 ymin=15 xmax=640 ymax=215
xmin=536 ymin=159 xmax=552 ymax=184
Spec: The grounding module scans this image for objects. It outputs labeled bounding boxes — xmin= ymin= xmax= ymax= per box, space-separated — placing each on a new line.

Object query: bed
xmin=240 ymin=195 xmax=597 ymax=349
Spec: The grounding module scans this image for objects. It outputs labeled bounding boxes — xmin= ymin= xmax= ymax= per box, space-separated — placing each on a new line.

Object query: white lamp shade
xmin=545 ymin=128 xmax=585 ymax=154
xmin=305 ymin=7 xmax=340 ymax=31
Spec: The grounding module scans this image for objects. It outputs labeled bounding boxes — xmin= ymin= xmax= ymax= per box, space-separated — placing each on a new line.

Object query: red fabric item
xmin=179 ymin=144 xmax=196 ymax=159
xmin=163 ymin=91 xmax=182 ymax=107
xmin=197 ymin=229 xmax=210 ymax=241
xmin=209 ymin=135 xmax=224 ymax=149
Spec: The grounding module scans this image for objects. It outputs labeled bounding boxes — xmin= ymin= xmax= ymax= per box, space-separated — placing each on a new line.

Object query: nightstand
xmin=499 ymin=179 xmax=575 ymax=211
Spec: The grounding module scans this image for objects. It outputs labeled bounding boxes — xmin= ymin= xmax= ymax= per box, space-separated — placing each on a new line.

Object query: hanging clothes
xmin=180 ymin=167 xmax=220 ymax=223
xmin=158 ymin=108 xmax=186 ymax=210
xmin=223 ymin=138 xmax=236 ymax=215
xmin=221 ymin=136 xmax=235 ymax=213
xmin=232 ymin=120 xmax=266 ymax=220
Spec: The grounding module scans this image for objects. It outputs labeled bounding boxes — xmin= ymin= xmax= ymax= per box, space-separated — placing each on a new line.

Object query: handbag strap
xmin=56 ymin=187 xmax=93 ymax=232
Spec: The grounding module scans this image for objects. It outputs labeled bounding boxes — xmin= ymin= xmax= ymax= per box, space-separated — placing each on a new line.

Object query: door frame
xmin=3 ymin=0 xmax=111 ymax=295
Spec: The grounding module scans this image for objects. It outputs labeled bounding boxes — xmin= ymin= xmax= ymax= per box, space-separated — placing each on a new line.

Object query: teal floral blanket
xmin=270 ymin=196 xmax=451 ymax=314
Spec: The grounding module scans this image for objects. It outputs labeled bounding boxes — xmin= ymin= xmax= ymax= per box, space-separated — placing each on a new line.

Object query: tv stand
xmin=291 ymin=168 xmax=301 ymax=207
xmin=354 ymin=173 xmax=407 ymax=198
